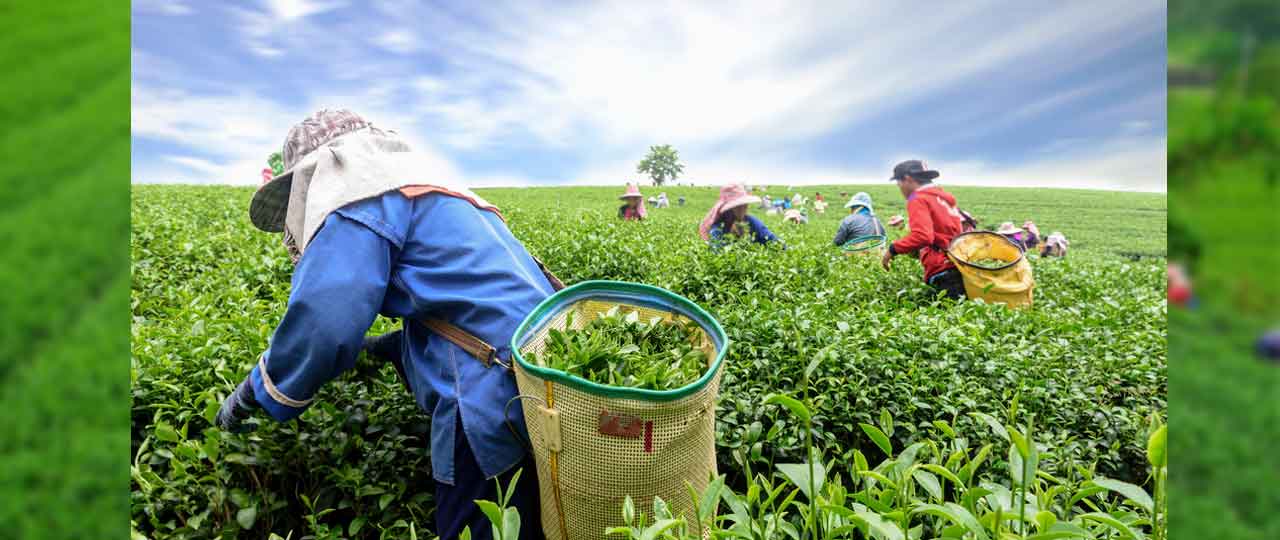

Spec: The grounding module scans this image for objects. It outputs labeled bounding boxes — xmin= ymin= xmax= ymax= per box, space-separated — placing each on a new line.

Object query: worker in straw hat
xmin=783 ymin=208 xmax=809 ymax=225
xmin=1040 ymin=231 xmax=1069 ymax=257
xmin=996 ymin=221 xmax=1041 ymax=252
xmin=832 ymin=192 xmax=886 ymax=247
xmin=214 ymin=109 xmax=550 ymax=540
xmin=881 ymin=160 xmax=966 ymax=300
xmin=618 ymin=183 xmax=647 ymax=221
xmin=699 ymin=183 xmax=781 ymax=249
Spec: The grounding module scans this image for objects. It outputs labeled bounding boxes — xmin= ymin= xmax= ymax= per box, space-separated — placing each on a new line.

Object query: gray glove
xmin=363 ymin=329 xmax=403 ymax=364
xmin=215 ymin=378 xmax=259 ymax=433
xmin=362 ymin=329 xmax=411 ymax=393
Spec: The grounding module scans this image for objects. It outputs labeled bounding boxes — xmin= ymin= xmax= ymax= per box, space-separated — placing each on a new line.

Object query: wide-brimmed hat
xmin=844 ymin=191 xmax=874 ymax=211
xmin=619 ymin=183 xmax=644 ymax=199
xmin=889 ymin=159 xmax=940 ymax=182
xmin=698 ymin=183 xmax=762 ymax=240
xmin=996 ymin=222 xmax=1020 ymax=235
xmin=250 ymin=109 xmax=372 ymax=232
xmin=722 ymin=188 xmax=762 ymax=211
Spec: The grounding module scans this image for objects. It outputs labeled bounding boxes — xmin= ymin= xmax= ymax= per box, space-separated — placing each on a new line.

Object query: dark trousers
xmin=927 ymin=268 xmax=967 ymax=300
xmin=435 ymin=417 xmax=544 ymax=540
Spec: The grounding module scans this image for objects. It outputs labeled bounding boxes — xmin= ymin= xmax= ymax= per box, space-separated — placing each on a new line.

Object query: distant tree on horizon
xmin=636 ymin=144 xmax=684 ymax=186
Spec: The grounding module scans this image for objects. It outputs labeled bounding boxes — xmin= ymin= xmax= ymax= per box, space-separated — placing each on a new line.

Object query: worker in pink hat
xmin=699 ymin=183 xmax=781 ymax=249
xmin=618 ymin=183 xmax=647 ymax=221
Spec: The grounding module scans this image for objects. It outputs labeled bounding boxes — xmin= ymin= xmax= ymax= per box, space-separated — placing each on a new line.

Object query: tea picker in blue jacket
xmin=214 ymin=109 xmax=553 ymax=540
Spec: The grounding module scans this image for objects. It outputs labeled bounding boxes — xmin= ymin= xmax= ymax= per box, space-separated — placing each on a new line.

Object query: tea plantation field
xmin=131 ymin=184 xmax=1166 ymax=539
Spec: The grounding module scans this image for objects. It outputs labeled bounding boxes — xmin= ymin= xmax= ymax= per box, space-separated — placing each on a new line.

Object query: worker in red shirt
xmin=881 ymin=160 xmax=967 ymax=300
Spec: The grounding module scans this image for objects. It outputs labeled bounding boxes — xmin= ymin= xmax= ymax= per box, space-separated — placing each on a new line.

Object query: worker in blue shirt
xmin=214 ymin=109 xmax=552 ymax=540
xmin=698 ymin=183 xmax=782 ymax=249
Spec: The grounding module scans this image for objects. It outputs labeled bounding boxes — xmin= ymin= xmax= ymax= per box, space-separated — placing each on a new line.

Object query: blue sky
xmin=132 ymin=0 xmax=1167 ymax=191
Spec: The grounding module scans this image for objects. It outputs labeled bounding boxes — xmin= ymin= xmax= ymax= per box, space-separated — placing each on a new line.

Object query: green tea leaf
xmin=859 ymin=423 xmax=893 ymax=457
xmin=776 ymin=462 xmax=826 ymax=500
xmin=1077 ymin=512 xmax=1143 ymax=540
xmin=911 ymin=503 xmax=989 ymax=540
xmin=853 ymin=505 xmax=906 ymax=540
xmin=348 ymin=517 xmax=367 ymax=536
xmin=1089 ymin=477 xmax=1154 ymax=513
xmin=154 ymin=422 xmax=179 ymax=443
xmin=879 ymin=409 xmax=894 ymax=438
xmin=1147 ymin=424 xmax=1167 ymax=469
xmin=921 ymin=464 xmax=963 ymax=489
xmin=931 ymin=420 xmax=956 ymax=439
xmin=969 ymin=412 xmax=1010 ymax=442
xmin=639 ymin=519 xmax=684 ymax=540
xmin=474 ymin=500 xmax=503 ymax=533
xmin=501 ymin=507 xmax=521 ymax=540
xmin=765 ymin=393 xmax=811 ymax=423
xmin=912 ymin=469 xmax=943 ymax=501
xmin=235 ymin=507 xmax=257 ymax=530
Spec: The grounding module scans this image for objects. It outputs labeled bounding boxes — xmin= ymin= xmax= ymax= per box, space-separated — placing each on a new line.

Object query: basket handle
xmin=504 ymin=394 xmax=550 ymax=453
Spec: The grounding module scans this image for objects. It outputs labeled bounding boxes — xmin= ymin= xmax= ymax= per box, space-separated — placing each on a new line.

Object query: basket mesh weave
xmin=512 ymin=284 xmax=725 ymax=540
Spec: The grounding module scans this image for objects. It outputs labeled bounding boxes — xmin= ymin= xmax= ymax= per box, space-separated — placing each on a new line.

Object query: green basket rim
xmin=842 ymin=234 xmax=887 ymax=252
xmin=510 ymin=280 xmax=729 ymax=402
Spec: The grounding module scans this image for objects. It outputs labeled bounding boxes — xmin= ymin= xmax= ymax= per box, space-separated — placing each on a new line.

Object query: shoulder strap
xmin=421 ymin=318 xmax=500 ymax=367
xmin=419 ymin=254 xmax=565 ymax=368
xmin=532 ymin=255 xmax=566 ymax=291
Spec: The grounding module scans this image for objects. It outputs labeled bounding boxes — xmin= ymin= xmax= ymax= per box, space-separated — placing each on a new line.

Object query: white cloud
xmin=372 ymin=0 xmax=1163 ymax=151
xmin=134 ymin=0 xmax=193 ymax=15
xmin=230 ymin=1 xmax=347 ymax=58
xmin=373 ymin=30 xmax=420 ymax=54
xmin=131 ymin=82 xmax=472 ymax=187
xmin=932 ymin=136 xmax=1166 ymax=192
xmin=249 ymin=45 xmax=285 ymax=58
xmin=1123 ymin=120 xmax=1153 ymax=133
xmin=163 ymin=155 xmax=225 ymax=176
xmin=265 ymin=0 xmax=344 ymax=20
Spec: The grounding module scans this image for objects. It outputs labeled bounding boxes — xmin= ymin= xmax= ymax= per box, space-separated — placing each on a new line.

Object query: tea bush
xmin=131 ymin=184 xmax=1165 ymax=538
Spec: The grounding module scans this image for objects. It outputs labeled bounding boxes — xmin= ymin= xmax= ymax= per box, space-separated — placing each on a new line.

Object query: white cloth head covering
xmin=285 ymin=128 xmax=494 ymax=256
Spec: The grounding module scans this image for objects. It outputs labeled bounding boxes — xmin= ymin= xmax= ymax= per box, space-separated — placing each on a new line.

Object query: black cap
xmin=890 ymin=160 xmax=940 ymax=182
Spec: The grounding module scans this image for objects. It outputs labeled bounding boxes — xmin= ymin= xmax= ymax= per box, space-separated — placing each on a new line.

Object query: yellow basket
xmin=511 ymin=281 xmax=728 ymax=540
xmin=946 ymin=231 xmax=1035 ymax=307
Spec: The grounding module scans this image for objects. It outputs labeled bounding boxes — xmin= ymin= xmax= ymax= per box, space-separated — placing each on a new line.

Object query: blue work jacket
xmin=248 ymin=191 xmax=555 ymax=484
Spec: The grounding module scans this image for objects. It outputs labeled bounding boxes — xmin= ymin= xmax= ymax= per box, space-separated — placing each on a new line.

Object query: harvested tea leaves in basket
xmin=969 ymin=257 xmax=1009 ymax=269
xmin=529 ymin=306 xmax=708 ymax=390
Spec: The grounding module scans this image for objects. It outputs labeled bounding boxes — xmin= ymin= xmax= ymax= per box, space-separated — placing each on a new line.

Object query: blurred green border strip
xmin=0 ymin=2 xmax=130 ymax=538
xmin=1169 ymin=0 xmax=1280 ymax=537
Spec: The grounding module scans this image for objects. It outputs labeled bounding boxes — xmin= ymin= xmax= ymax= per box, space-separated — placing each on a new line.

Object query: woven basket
xmin=510 ymin=281 xmax=729 ymax=540
xmin=946 ymin=231 xmax=1035 ymax=307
